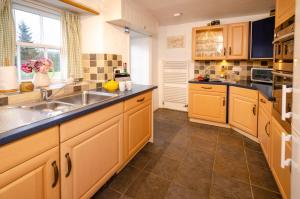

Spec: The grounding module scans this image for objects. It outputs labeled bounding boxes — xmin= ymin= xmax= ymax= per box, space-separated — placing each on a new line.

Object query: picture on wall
xmin=167 ymin=35 xmax=185 ymax=48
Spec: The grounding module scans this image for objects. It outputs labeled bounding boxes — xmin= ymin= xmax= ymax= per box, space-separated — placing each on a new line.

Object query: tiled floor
xmin=92 ymin=109 xmax=282 ymax=199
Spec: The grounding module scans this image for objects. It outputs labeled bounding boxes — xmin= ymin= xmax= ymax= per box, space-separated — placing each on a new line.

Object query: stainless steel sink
xmin=56 ymin=91 xmax=118 ymax=106
xmin=21 ymin=101 xmax=77 ymax=115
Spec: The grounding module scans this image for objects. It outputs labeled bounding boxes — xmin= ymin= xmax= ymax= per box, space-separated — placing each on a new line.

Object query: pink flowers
xmin=21 ymin=58 xmax=53 ymax=74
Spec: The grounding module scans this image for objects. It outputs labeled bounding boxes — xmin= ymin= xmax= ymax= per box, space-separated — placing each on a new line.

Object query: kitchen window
xmin=13 ymin=4 xmax=65 ymax=81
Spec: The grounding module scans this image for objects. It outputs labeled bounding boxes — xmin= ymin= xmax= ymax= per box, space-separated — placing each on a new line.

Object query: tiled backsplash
xmin=194 ymin=60 xmax=273 ymax=80
xmin=82 ymin=53 xmax=122 ymax=82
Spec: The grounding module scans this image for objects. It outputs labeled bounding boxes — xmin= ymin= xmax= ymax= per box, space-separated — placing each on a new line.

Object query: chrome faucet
xmin=40 ymin=88 xmax=50 ymax=101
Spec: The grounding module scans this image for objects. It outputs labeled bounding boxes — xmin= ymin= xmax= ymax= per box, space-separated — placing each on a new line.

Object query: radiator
xmin=162 ymin=61 xmax=188 ymax=110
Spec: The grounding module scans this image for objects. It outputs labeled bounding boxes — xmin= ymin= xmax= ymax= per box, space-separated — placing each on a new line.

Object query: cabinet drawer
xmin=0 ymin=126 xmax=59 ymax=173
xmin=189 ymin=83 xmax=227 ymax=93
xmin=259 ymin=93 xmax=272 ymax=114
xmin=230 ymin=86 xmax=258 ymax=99
xmin=124 ymin=91 xmax=152 ymax=112
xmin=60 ymin=103 xmax=123 ymax=142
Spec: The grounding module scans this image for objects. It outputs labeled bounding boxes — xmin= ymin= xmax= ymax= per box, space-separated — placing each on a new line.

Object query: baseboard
xmin=230 ymin=126 xmax=259 ymax=143
xmin=189 ymin=118 xmax=259 ymax=142
xmin=189 ymin=118 xmax=229 ymax=128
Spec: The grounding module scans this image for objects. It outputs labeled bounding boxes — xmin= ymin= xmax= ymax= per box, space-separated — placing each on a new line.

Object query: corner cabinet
xmin=124 ymin=92 xmax=152 ymax=163
xmin=275 ymin=0 xmax=295 ymax=28
xmin=229 ymin=86 xmax=258 ymax=137
xmin=60 ymin=103 xmax=124 ymax=199
xmin=0 ymin=127 xmax=60 ymax=199
xmin=271 ymin=117 xmax=291 ymax=199
xmin=188 ymin=84 xmax=227 ymax=124
xmin=192 ymin=22 xmax=249 ymax=60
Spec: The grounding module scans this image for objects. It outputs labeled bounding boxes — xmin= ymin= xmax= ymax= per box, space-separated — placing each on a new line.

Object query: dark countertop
xmin=189 ymin=79 xmax=274 ymax=101
xmin=0 ymin=84 xmax=157 ymax=146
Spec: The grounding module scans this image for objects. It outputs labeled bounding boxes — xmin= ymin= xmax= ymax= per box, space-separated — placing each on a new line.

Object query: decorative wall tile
xmin=82 ymin=53 xmax=123 ymax=82
xmin=194 ymin=60 xmax=273 ymax=80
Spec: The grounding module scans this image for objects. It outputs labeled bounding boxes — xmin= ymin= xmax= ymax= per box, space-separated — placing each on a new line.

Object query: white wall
xmin=130 ymin=36 xmax=151 ymax=85
xmin=157 ymin=13 xmax=270 ymax=108
xmin=80 ymin=0 xmax=130 ymax=63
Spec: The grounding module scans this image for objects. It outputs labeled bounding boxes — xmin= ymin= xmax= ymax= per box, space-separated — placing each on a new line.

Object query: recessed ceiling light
xmin=173 ymin=12 xmax=182 ymax=17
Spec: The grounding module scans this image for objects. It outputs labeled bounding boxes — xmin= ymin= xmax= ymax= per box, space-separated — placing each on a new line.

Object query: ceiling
xmin=133 ymin=0 xmax=275 ymax=25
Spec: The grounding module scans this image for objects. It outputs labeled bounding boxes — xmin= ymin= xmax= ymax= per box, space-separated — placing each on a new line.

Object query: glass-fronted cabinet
xmin=192 ymin=25 xmax=228 ymax=60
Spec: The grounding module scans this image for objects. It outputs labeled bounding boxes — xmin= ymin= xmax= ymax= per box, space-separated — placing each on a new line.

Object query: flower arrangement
xmin=21 ymin=58 xmax=53 ymax=74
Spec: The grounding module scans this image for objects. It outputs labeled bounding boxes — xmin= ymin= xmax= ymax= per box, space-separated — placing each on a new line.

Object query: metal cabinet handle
xmin=65 ymin=153 xmax=72 ymax=178
xmin=252 ymin=104 xmax=256 ymax=116
xmin=265 ymin=121 xmax=270 ymax=136
xmin=51 ymin=161 xmax=59 ymax=188
xmin=281 ymin=133 xmax=292 ymax=168
xmin=201 ymin=86 xmax=212 ymax=89
xmin=223 ymin=48 xmax=226 ymax=56
xmin=260 ymin=99 xmax=266 ymax=104
xmin=222 ymin=97 xmax=226 ymax=106
xmin=229 ymin=47 xmax=232 ymax=55
xmin=137 ymin=97 xmax=145 ymax=102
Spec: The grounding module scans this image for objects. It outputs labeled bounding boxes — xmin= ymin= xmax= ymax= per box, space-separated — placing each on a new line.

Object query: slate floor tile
xmin=165 ymin=183 xmax=209 ymax=199
xmin=244 ymin=138 xmax=263 ymax=152
xmin=125 ymin=171 xmax=170 ymax=199
xmin=92 ymin=187 xmax=121 ymax=199
xmin=109 ymin=166 xmax=142 ymax=193
xmin=145 ymin=156 xmax=180 ymax=180
xmin=218 ymin=133 xmax=244 ymax=149
xmin=188 ymin=135 xmax=217 ymax=154
xmin=210 ymin=174 xmax=252 ymax=199
xmin=129 ymin=150 xmax=155 ymax=169
xmin=173 ymin=163 xmax=212 ymax=193
xmin=92 ymin=109 xmax=281 ymax=199
xmin=162 ymin=142 xmax=188 ymax=161
xmin=246 ymin=148 xmax=269 ymax=169
xmin=252 ymin=186 xmax=282 ymax=199
xmin=249 ymin=164 xmax=280 ymax=192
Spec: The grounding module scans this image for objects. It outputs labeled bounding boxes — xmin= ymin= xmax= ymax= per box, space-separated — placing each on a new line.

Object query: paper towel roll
xmin=0 ymin=66 xmax=19 ymax=91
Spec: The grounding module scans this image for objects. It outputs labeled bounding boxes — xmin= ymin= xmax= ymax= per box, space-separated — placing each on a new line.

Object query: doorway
xmin=130 ymin=31 xmax=152 ymax=85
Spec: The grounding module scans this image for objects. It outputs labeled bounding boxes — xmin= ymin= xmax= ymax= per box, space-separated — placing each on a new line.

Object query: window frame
xmin=13 ymin=3 xmax=65 ymax=82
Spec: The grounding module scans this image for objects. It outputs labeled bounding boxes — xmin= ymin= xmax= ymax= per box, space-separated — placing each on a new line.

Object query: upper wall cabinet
xmin=275 ymin=0 xmax=295 ymax=28
xmin=192 ymin=25 xmax=228 ymax=60
xmin=192 ymin=22 xmax=249 ymax=60
xmin=227 ymin=23 xmax=249 ymax=60
xmin=103 ymin=0 xmax=158 ymax=35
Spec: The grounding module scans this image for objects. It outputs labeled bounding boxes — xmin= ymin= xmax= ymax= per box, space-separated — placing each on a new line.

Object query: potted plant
xmin=21 ymin=58 xmax=53 ymax=87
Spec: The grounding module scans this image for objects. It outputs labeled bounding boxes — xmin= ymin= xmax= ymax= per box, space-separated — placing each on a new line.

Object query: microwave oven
xmin=251 ymin=68 xmax=273 ymax=83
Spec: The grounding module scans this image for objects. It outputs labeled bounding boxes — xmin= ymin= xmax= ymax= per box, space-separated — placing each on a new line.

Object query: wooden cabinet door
xmin=229 ymin=93 xmax=258 ymax=136
xmin=275 ymin=0 xmax=295 ymax=28
xmin=227 ymin=22 xmax=249 ymax=59
xmin=189 ymin=90 xmax=226 ymax=123
xmin=271 ymin=117 xmax=291 ymax=199
xmin=0 ymin=147 xmax=60 ymax=199
xmin=192 ymin=25 xmax=228 ymax=60
xmin=124 ymin=101 xmax=152 ymax=162
xmin=60 ymin=115 xmax=123 ymax=199
xmin=258 ymin=108 xmax=271 ymax=164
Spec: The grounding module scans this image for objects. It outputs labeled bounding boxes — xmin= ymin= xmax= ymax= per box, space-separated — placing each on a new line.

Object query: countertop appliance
xmin=251 ymin=68 xmax=273 ymax=83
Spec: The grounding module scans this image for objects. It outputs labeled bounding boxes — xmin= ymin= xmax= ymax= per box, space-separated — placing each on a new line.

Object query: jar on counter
xmin=20 ymin=81 xmax=34 ymax=92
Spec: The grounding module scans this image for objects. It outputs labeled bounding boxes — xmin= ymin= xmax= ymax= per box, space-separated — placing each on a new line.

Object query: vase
xmin=33 ymin=72 xmax=50 ymax=88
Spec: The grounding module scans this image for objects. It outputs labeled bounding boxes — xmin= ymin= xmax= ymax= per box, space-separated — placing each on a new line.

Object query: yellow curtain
xmin=0 ymin=0 xmax=16 ymax=66
xmin=62 ymin=12 xmax=83 ymax=78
